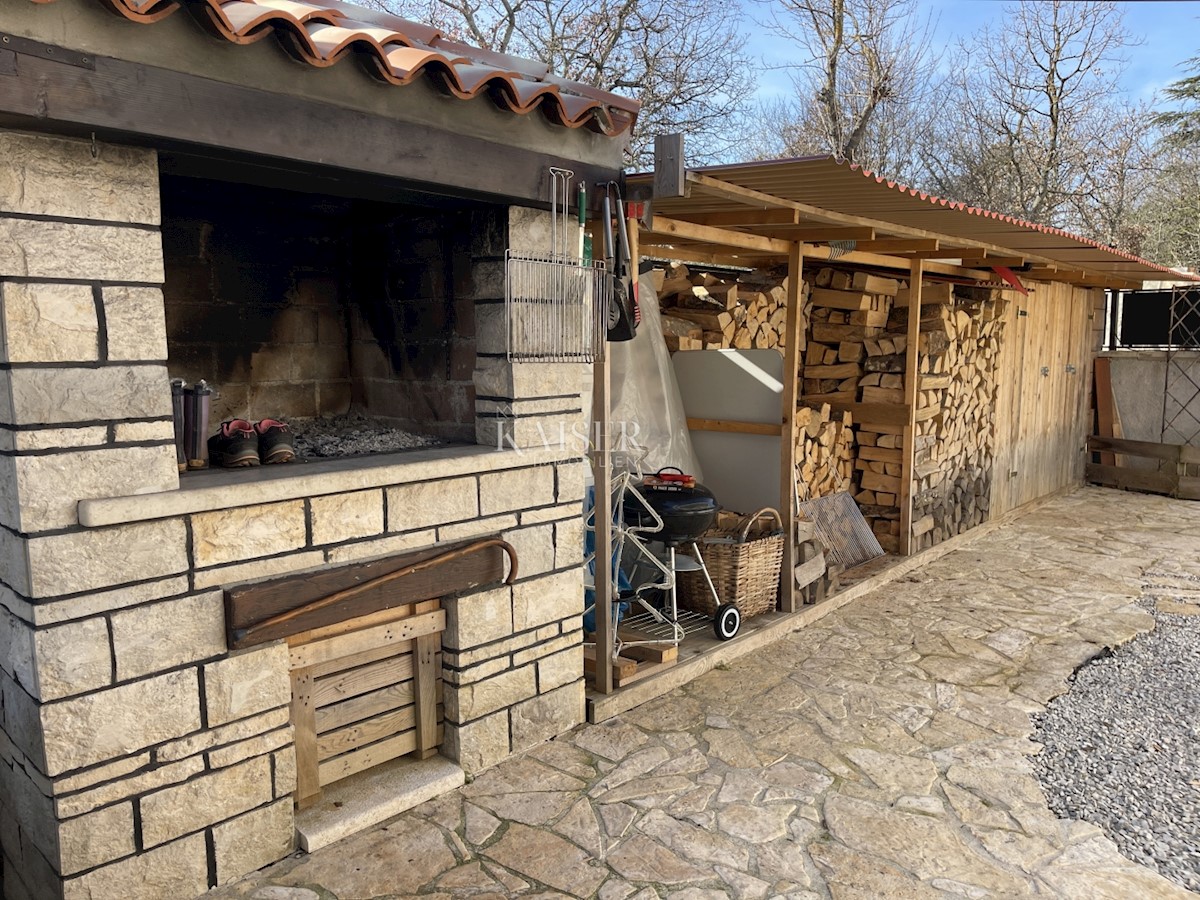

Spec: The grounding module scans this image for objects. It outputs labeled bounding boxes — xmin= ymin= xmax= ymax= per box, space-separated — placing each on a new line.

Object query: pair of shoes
xmin=208 ymin=419 xmax=296 ymax=467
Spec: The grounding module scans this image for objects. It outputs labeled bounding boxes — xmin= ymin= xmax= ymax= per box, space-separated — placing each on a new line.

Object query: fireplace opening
xmin=160 ymin=170 xmax=501 ymax=463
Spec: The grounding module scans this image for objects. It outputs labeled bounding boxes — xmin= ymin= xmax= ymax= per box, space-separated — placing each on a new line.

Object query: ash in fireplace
xmin=290 ymin=414 xmax=446 ymax=459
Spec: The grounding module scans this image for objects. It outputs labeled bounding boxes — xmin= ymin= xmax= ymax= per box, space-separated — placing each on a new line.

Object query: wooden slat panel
xmin=288 ymin=609 xmax=445 ymax=671
xmin=319 ymin=705 xmax=416 ymax=760
xmin=317 ymin=724 xmax=446 ymax=787
xmin=312 ymin=652 xmax=416 ymax=708
xmin=308 ymin=640 xmax=408 ymax=680
xmin=290 ymin=669 xmax=321 ymax=808
xmin=286 ymin=602 xmax=418 ymax=647
xmin=316 ymin=680 xmax=445 ymax=734
xmin=687 ymin=417 xmax=782 ymax=436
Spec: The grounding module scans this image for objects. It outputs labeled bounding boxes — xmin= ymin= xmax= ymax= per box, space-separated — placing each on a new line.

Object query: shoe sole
xmin=262 ymin=447 xmax=295 ymax=464
xmin=217 ymin=451 xmax=261 ymax=468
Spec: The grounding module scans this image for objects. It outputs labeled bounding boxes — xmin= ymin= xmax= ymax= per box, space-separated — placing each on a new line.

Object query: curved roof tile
xmin=33 ymin=0 xmax=638 ymax=135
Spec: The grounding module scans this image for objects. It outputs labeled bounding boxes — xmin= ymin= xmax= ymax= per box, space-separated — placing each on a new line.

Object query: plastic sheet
xmin=602 ymin=273 xmax=704 ymax=479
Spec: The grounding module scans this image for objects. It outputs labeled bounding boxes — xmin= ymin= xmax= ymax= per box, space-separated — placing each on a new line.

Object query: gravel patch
xmin=1032 ymin=574 xmax=1200 ymax=892
xmin=290 ymin=414 xmax=446 ymax=459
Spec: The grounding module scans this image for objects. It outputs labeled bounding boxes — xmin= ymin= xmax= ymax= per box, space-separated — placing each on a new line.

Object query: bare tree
xmin=920 ymin=1 xmax=1136 ymax=226
xmin=755 ymin=0 xmax=941 ymax=176
xmin=361 ymin=0 xmax=756 ymax=167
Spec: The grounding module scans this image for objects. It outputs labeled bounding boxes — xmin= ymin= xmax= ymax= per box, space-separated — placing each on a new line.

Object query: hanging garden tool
xmin=602 ymin=180 xmax=640 ymax=342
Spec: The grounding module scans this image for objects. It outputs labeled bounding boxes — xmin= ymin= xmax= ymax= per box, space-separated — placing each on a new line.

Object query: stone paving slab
xmin=209 ymin=487 xmax=1199 ymax=899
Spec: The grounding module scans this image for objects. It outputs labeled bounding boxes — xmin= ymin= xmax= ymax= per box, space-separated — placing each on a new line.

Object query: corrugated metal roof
xmin=34 ymin=0 xmax=638 ymax=136
xmin=632 ymin=157 xmax=1194 ymax=288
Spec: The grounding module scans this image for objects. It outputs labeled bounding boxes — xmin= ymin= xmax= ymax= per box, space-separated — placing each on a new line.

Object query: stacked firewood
xmin=908 ymin=293 xmax=1007 ymax=551
xmin=654 ymin=262 xmax=806 ymax=353
xmin=796 ymin=403 xmax=855 ymax=501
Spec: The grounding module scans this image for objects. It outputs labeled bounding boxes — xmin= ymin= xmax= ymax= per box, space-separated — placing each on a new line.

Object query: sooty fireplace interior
xmin=161 ymin=172 xmax=502 ymax=457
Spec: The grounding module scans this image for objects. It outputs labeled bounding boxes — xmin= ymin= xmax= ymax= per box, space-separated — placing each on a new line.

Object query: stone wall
xmin=0 ymin=128 xmax=591 ymax=900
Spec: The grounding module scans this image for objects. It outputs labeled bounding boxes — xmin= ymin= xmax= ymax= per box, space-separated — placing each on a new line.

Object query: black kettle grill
xmin=621 ymin=468 xmax=718 ymax=544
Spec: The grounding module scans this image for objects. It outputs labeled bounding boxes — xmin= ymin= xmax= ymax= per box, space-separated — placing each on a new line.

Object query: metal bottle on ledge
xmin=182 ymin=380 xmax=213 ymax=470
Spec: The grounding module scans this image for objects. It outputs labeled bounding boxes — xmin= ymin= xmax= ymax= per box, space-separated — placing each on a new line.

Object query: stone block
xmin=40 ymin=668 xmax=201 ymax=776
xmin=0 ymin=605 xmax=35 ymax=688
xmin=273 ymin=746 xmax=297 ymax=799
xmin=11 ymin=426 xmax=109 ymax=452
xmin=437 ymin=514 xmax=518 ymax=543
xmin=473 ymin=358 xmax=586 ymax=402
xmin=500 ymin=523 xmax=555 ymax=580
xmin=444 ymin=709 xmax=510 ymax=774
xmin=25 ymin=519 xmax=189 ymax=600
xmin=103 ymin=287 xmax=168 ymax=361
xmin=110 ymin=591 xmax=225 ymax=682
xmin=537 ymin=646 xmax=583 ymax=694
xmin=0 ymin=282 xmax=98 ymax=363
xmin=0 ymin=132 xmax=160 ymax=224
xmin=62 ymin=834 xmax=208 ymax=900
xmin=203 ymin=643 xmax=290 ymax=727
xmin=474 ymin=302 xmax=506 ymax=355
xmin=387 ymin=476 xmax=478 ymax=532
xmin=13 ymin=446 xmax=179 ymax=531
xmin=510 ymin=681 xmax=585 ymax=753
xmin=1 ymin=667 xmax=45 ymax=768
xmin=59 ymin=802 xmax=136 ymax=875
xmin=310 ymin=489 xmax=384 ymax=545
xmin=156 ymin=708 xmax=289 ymax=764
xmin=510 ymin=630 xmax=580 ymax=669
xmin=55 ymin=757 xmax=203 ymax=821
xmin=512 ymin=569 xmax=585 ymax=632
xmin=4 ymin=365 xmax=172 ymax=427
xmin=441 ymin=655 xmax=510 ymax=685
xmin=323 ymin=529 xmax=437 ymax=566
xmin=31 ymin=617 xmax=112 ymax=701
xmin=508 ymin=207 xmax=555 ymax=255
xmin=212 ymin=798 xmax=295 ymax=885
xmin=0 ymin=219 xmax=164 ymax=283
xmin=28 ymin=575 xmax=190 ymax=627
xmin=480 ymin=412 xmax=589 ymax=452
xmin=555 ymin=516 xmax=585 ymax=569
xmin=140 ymin=755 xmax=273 ymax=848
xmin=192 ymin=551 xmax=326 ymax=591
xmin=445 ymin=664 xmax=536 ymax=723
xmin=479 ymin=466 xmax=555 ymax=516
xmin=556 ymin=461 xmax=588 ymax=504
xmin=191 ymin=500 xmax=307 ymax=568
xmin=207 ymin=726 xmax=290 ymax=770
xmin=113 ymin=420 xmax=174 ymax=443
xmin=0 ymin=744 xmax=57 ymax=862
xmin=444 ymin=584 xmax=514 ymax=652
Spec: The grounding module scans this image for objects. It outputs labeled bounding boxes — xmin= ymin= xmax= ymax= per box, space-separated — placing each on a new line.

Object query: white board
xmin=672 ymin=350 xmax=784 ymax=515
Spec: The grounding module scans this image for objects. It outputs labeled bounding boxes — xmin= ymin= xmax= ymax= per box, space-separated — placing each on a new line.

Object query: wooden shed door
xmin=287 ymin=599 xmax=445 ymax=808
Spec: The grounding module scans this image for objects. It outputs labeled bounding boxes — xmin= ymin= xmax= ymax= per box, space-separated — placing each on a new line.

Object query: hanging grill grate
xmin=506 ymin=168 xmax=610 ymax=363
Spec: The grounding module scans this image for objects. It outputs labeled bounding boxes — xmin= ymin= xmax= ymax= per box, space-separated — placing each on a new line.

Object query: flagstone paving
xmin=211 ymin=487 xmax=1200 ymax=899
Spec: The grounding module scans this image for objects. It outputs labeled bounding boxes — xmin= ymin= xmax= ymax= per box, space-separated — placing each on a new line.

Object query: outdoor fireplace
xmin=160 ymin=171 xmax=493 ymax=456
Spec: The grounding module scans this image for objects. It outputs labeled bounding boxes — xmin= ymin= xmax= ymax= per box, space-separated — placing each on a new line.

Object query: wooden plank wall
xmin=991 ymin=281 xmax=1098 ymax=516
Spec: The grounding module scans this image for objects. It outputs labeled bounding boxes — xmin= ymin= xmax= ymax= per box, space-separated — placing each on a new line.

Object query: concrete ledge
xmin=295 ymin=755 xmax=465 ymax=852
xmin=78 ymin=445 xmax=579 ymax=527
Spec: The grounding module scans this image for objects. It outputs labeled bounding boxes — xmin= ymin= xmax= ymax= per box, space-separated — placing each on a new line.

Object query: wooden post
xmin=899 ymin=260 xmax=924 ymax=555
xmin=411 ymin=608 xmax=440 ymax=759
xmin=779 ymin=242 xmax=804 ymax=611
xmin=289 ymin=669 xmax=321 ymax=808
xmin=591 ymin=348 xmax=613 ymax=694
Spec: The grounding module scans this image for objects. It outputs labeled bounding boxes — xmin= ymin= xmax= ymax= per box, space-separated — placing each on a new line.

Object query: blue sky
xmin=756 ymin=1 xmax=1200 ymax=105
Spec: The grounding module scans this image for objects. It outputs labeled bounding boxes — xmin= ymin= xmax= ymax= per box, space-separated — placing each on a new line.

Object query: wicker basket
xmin=677 ymin=507 xmax=784 ymax=619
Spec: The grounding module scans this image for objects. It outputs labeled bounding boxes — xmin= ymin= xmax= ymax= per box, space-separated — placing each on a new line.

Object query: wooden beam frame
xmin=646 ymin=216 xmax=792 ymax=255
xmin=780 ymin=242 xmax=805 ymax=613
xmin=682 ymin=172 xmax=1133 ymax=288
xmin=686 ymin=209 xmax=800 ymax=227
xmin=855 ymin=239 xmax=941 ymax=253
xmin=899 ymin=259 xmax=924 ymax=556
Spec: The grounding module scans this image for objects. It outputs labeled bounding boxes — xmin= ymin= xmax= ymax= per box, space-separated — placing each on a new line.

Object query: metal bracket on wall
xmin=0 ymin=34 xmax=95 ymax=70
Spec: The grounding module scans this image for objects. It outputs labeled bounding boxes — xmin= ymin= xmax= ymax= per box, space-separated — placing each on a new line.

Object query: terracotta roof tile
xmin=33 ymin=0 xmax=638 ymax=135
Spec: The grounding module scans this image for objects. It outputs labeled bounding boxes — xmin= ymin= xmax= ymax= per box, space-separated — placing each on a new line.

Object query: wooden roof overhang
xmin=627 ymin=158 xmax=1193 ymax=291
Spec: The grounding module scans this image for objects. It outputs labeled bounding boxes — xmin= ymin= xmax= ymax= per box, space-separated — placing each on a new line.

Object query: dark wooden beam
xmin=0 ymin=47 xmax=620 ymax=207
